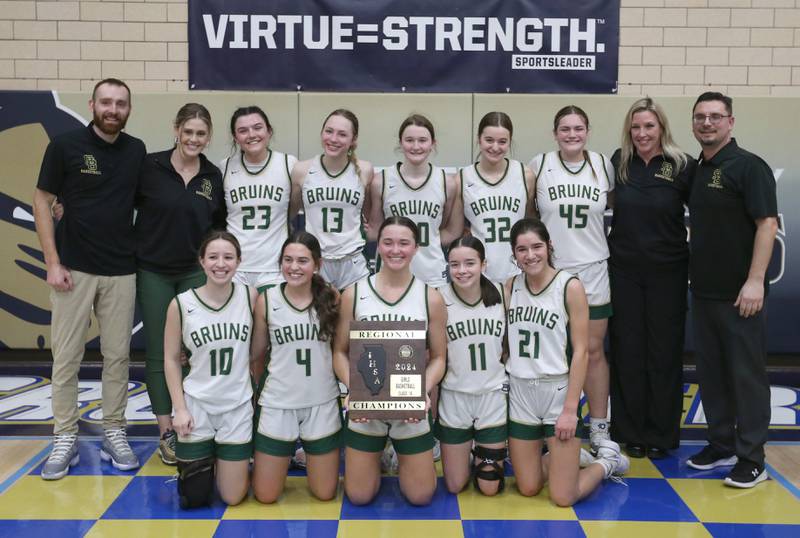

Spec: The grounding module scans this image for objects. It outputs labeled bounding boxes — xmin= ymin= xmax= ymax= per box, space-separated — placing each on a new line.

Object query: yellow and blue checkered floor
xmin=0 ymin=439 xmax=798 ymax=538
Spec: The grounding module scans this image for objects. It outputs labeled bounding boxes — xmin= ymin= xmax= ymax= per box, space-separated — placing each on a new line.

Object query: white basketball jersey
xmin=506 ymin=271 xmax=574 ymax=379
xmin=258 ymin=284 xmax=340 ymax=409
xmin=532 ymin=151 xmax=613 ymax=268
xmin=461 ymin=159 xmax=527 ymax=283
xmin=222 ymin=151 xmax=296 ymax=273
xmin=382 ymin=163 xmax=448 ymax=287
xmin=302 ymin=155 xmax=365 ymax=259
xmin=440 ymin=284 xmax=507 ymax=394
xmin=178 ymin=283 xmax=253 ymax=412
xmin=353 ymin=274 xmax=429 ymax=323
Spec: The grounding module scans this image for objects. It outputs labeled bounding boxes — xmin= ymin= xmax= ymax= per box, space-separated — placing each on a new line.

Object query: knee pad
xmin=177 ymin=457 xmax=215 ymax=509
xmin=472 ymin=445 xmax=507 ymax=494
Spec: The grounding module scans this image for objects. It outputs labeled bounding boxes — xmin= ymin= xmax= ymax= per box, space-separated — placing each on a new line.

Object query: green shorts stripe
xmin=508 ymin=421 xmax=554 ymax=441
xmin=475 ymin=424 xmax=507 ymax=444
xmin=589 ymin=302 xmax=613 ymax=320
xmin=216 ymin=441 xmax=253 ymax=461
xmin=303 ymin=429 xmax=343 ymax=455
xmin=255 ymin=432 xmax=296 ymax=457
xmin=344 ymin=425 xmax=386 ymax=453
xmin=434 ymin=421 xmax=473 ymax=444
xmin=392 ymin=430 xmax=435 ymax=455
xmin=176 ymin=438 xmax=215 ymax=460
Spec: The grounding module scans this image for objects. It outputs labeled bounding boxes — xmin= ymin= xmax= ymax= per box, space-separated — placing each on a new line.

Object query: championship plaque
xmin=348 ymin=320 xmax=427 ymax=420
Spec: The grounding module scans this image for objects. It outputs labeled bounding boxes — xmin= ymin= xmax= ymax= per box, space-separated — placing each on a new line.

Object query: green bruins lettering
xmin=388 ymin=200 xmax=440 ymax=219
xmin=190 ymin=322 xmax=250 ymax=347
xmin=363 ymin=314 xmax=417 ymax=321
xmin=547 ymin=184 xmax=600 ymax=203
xmin=469 ymin=196 xmax=520 ymax=217
xmin=229 ymin=183 xmax=284 ymax=204
xmin=272 ymin=323 xmax=324 ymax=345
xmin=446 ymin=318 xmax=504 ymax=341
xmin=507 ymin=305 xmax=559 ymax=330
xmin=305 ymin=187 xmax=361 ymax=206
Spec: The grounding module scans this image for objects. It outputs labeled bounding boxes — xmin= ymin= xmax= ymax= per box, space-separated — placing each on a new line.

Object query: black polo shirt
xmin=689 ymin=138 xmax=777 ymax=301
xmin=608 ymin=150 xmax=695 ymax=269
xmin=36 ymin=123 xmax=145 ymax=276
xmin=135 ymin=149 xmax=225 ymax=275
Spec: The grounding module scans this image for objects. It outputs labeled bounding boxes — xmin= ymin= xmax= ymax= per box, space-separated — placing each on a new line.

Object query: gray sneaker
xmin=100 ymin=428 xmax=140 ymax=471
xmin=41 ymin=433 xmax=79 ymax=480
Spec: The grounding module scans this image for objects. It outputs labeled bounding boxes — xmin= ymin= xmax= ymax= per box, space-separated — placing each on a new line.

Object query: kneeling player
xmin=164 ymin=231 xmax=256 ymax=508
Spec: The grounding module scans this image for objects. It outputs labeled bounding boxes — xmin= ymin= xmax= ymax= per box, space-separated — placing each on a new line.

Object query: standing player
xmin=223 ymin=106 xmax=298 ymax=291
xmin=506 ymin=218 xmax=627 ymax=506
xmin=292 ymin=109 xmax=373 ymax=290
xmin=531 ymin=106 xmax=615 ymax=453
xmin=436 ymin=236 xmax=507 ymax=496
xmin=163 ymin=231 xmax=255 ymax=508
xmin=367 ymin=114 xmax=462 ymax=287
xmin=461 ymin=112 xmax=535 ymax=283
xmin=250 ymin=232 xmax=342 ymax=503
xmin=333 ymin=216 xmax=447 ymax=506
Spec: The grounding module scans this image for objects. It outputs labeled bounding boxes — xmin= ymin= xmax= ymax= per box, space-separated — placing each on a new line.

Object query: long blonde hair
xmin=322 ymin=108 xmax=361 ymax=177
xmin=618 ymin=97 xmax=687 ymax=183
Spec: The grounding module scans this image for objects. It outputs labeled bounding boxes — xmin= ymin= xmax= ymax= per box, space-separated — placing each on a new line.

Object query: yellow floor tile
xmin=223 ymin=476 xmax=343 ymax=520
xmin=136 ymin=450 xmax=177 ymax=477
xmin=0 ymin=475 xmax=131 ymax=519
xmin=337 ymin=520 xmax=463 ymax=538
xmin=85 ymin=519 xmax=219 ymax=538
xmin=581 ymin=521 xmax=712 ymax=538
xmin=625 ymin=456 xmax=664 ymax=478
xmin=669 ymin=478 xmax=800 ymax=524
xmin=457 ymin=478 xmax=577 ymax=520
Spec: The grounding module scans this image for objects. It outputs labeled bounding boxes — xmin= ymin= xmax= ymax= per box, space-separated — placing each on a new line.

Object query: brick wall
xmin=1 ymin=0 xmax=799 ymax=95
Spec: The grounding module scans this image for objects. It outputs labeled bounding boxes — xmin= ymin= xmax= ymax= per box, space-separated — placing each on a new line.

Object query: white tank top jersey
xmin=177 ymin=283 xmax=254 ymax=413
xmin=461 ymin=159 xmax=527 ymax=283
xmin=352 ymin=274 xmax=429 ymax=323
xmin=440 ymin=283 xmax=507 ymax=394
xmin=258 ymin=284 xmax=340 ymax=409
xmin=532 ymin=151 xmax=614 ymax=268
xmin=381 ymin=163 xmax=448 ymax=286
xmin=506 ymin=271 xmax=575 ymax=379
xmin=222 ymin=150 xmax=296 ymax=272
xmin=302 ymin=155 xmax=365 ymax=260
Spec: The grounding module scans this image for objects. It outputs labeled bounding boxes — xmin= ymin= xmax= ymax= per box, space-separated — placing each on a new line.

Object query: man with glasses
xmin=686 ymin=92 xmax=778 ymax=488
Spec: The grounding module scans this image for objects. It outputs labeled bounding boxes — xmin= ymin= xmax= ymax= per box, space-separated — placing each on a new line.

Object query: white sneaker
xmin=589 ymin=422 xmax=611 ymax=455
xmin=41 ymin=433 xmax=79 ymax=480
xmin=595 ymin=439 xmax=629 ymax=478
xmin=579 ymin=447 xmax=596 ymax=468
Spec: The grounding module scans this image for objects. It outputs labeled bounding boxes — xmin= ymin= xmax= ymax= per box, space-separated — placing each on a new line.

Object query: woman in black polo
xmin=608 ymin=98 xmax=696 ymax=460
xmin=135 ymin=103 xmax=225 ymax=465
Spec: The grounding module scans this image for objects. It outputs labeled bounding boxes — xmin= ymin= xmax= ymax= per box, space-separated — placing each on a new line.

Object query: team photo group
xmin=31 ymin=77 xmax=778 ymax=510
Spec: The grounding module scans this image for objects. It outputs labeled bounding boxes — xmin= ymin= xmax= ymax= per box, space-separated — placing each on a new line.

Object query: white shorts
xmin=255 ymin=399 xmax=342 ymax=456
xmin=346 ymin=416 xmax=435 ymax=455
xmin=320 ymin=252 xmax=370 ymax=290
xmin=508 ymin=374 xmax=568 ymax=427
xmin=234 ymin=270 xmax=282 ymax=290
xmin=564 ymin=260 xmax=611 ymax=319
xmin=177 ymin=393 xmax=253 ymax=460
xmin=438 ymin=388 xmax=507 ymax=432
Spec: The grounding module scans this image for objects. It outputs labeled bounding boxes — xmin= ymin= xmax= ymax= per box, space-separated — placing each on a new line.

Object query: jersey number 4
xmin=296 ymin=348 xmax=312 ymax=376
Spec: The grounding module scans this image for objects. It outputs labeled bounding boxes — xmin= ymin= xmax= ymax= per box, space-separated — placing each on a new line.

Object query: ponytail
xmin=479 ymin=274 xmax=501 ymax=307
xmin=310 ymin=273 xmax=339 ymax=341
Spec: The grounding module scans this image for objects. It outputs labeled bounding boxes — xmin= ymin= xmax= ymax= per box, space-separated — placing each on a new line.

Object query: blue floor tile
xmin=0 ymin=520 xmax=95 ymax=538
xmin=462 ymin=520 xmax=585 ymax=538
xmin=214 ymin=520 xmax=339 ymax=538
xmin=340 ymin=477 xmax=460 ymax=520
xmin=573 ymin=478 xmax=697 ymax=522
xmin=651 ymin=445 xmax=735 ymax=479
xmin=101 ymin=475 xmax=227 ymax=519
xmin=704 ymin=523 xmax=800 ymax=538
xmin=28 ymin=440 xmax=156 ymax=477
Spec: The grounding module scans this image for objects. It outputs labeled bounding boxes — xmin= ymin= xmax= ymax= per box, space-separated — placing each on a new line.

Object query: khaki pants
xmin=50 ymin=270 xmax=136 ymax=435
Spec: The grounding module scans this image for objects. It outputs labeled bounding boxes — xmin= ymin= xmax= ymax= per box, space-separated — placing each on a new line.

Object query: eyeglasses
xmin=692 ymin=113 xmax=731 ymax=124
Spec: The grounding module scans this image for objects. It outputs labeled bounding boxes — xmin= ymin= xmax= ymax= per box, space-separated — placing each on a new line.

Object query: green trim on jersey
xmin=589 ymin=302 xmax=613 ymax=320
xmin=241 ymin=148 xmax=272 ymax=176
xmin=563 ymin=275 xmax=577 ymax=367
xmin=519 ymin=160 xmax=528 ymax=199
xmin=256 ymin=282 xmax=278 ymax=294
xmin=319 ymin=156 xmax=351 ymax=179
xmin=523 ymin=270 xmax=563 ymax=297
xmin=284 ymin=153 xmax=292 ymax=238
xmin=557 ymin=152 xmax=588 ymax=176
xmin=352 ymin=281 xmax=359 ymax=319
xmin=534 ymin=154 xmax=546 ymax=179
xmin=424 ymin=283 xmax=430 ymax=319
xmin=191 ymin=283 xmax=236 ymax=313
xmin=367 ymin=274 xmax=418 ymax=307
xmin=283 ymin=152 xmax=291 ymax=178
xmin=279 ymin=282 xmax=312 ymax=313
xmin=474 ymin=158 xmax=510 ymax=186
xmin=396 ymin=162 xmax=433 ymax=191
xmin=451 ymin=283 xmax=482 ymax=308
xmin=441 ymin=168 xmax=448 ymax=205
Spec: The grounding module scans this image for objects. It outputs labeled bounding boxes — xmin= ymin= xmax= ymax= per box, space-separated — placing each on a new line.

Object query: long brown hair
xmin=447 ymin=236 xmax=501 ymax=307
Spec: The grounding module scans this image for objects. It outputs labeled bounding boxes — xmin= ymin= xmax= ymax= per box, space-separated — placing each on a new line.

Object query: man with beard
xmin=33 ymin=78 xmax=146 ymax=480
xmin=686 ymin=92 xmax=778 ymax=488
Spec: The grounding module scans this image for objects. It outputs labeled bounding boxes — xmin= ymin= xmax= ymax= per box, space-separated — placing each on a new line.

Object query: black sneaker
xmin=724 ymin=460 xmax=768 ymax=488
xmin=686 ymin=445 xmax=737 ymax=470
